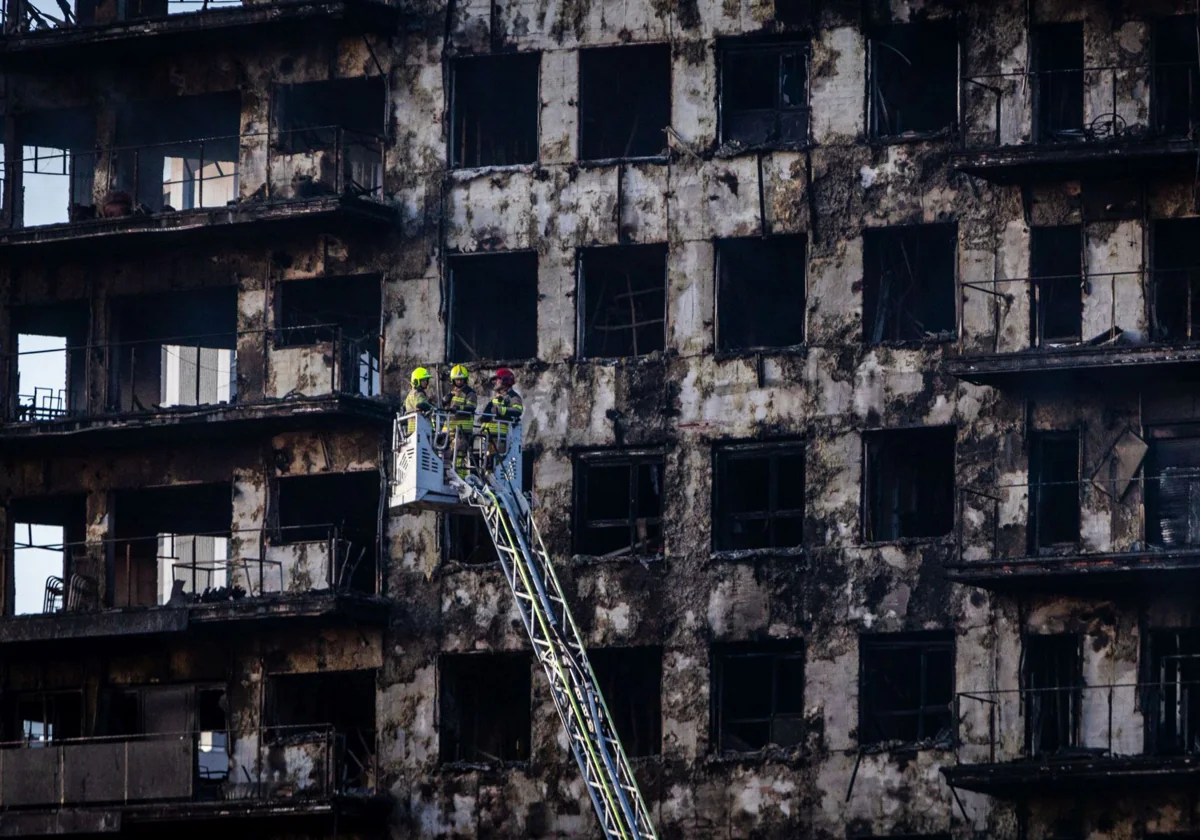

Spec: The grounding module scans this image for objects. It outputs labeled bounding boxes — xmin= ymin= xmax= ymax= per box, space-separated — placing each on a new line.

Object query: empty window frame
xmin=1145 ymin=433 xmax=1200 ymax=550
xmin=588 ymin=647 xmax=662 ymax=757
xmin=10 ymin=494 xmax=86 ymax=617
xmin=579 ymin=244 xmax=667 ymax=359
xmin=274 ymin=472 xmax=380 ymax=562
xmin=15 ymin=108 xmax=96 ymax=227
xmin=714 ymin=442 xmax=804 ymax=551
xmin=1153 ymin=219 xmax=1200 ymax=342
xmin=712 ymin=642 xmax=804 ymax=753
xmin=274 ymin=276 xmax=382 ymax=396
xmin=868 ymin=20 xmax=958 ymax=139
xmin=579 ymin=44 xmax=671 ymax=161
xmin=1022 ymin=634 xmax=1081 ymax=757
xmin=451 ymin=54 xmax=540 ymax=168
xmin=859 ymin=632 xmax=953 ymax=746
xmin=1154 ymin=17 xmax=1200 ymax=137
xmin=1031 ymin=226 xmax=1083 ymax=345
xmin=448 ymin=252 xmax=539 ymax=361
xmin=11 ymin=691 xmax=83 ymax=743
xmin=1034 ymin=23 xmax=1084 ymax=143
xmin=719 ymin=39 xmax=809 ymax=148
xmin=716 ymin=235 xmax=806 ymax=352
xmin=1030 ymin=431 xmax=1080 ymax=551
xmin=439 ymin=653 xmax=531 ymax=763
xmin=265 ymin=670 xmax=376 ymax=785
xmin=574 ymin=451 xmax=664 ymax=557
xmin=862 ymin=224 xmax=956 ymax=345
xmin=12 ymin=303 xmax=88 ymax=422
xmin=195 ymin=686 xmax=229 ymax=783
xmin=863 ymin=426 xmax=956 ymax=542
xmin=1145 ymin=628 xmax=1200 ymax=756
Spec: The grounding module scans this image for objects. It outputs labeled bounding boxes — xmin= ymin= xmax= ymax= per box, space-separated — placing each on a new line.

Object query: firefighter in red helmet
xmin=480 ymin=368 xmax=523 ymax=460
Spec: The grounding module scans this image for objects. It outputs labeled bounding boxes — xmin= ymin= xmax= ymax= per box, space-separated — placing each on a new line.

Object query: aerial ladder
xmin=390 ymin=410 xmax=658 ymax=840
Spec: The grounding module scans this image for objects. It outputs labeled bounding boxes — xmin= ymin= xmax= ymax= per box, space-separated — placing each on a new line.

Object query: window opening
xmin=275 ymin=276 xmax=382 ymax=396
xmin=713 ymin=642 xmax=804 ymax=753
xmin=1153 ymin=219 xmax=1200 ymax=343
xmin=448 ymin=252 xmax=539 ymax=361
xmin=451 ymin=54 xmax=539 ymax=168
xmin=1023 ymin=634 xmax=1081 ymax=757
xmin=579 ymin=44 xmax=671 ymax=160
xmin=195 ymin=687 xmax=229 ymax=783
xmin=13 ymin=303 xmax=89 ymax=422
xmin=714 ymin=443 xmax=804 ymax=551
xmin=265 ymin=670 xmax=376 ymax=787
xmin=1030 ymin=431 xmax=1080 ymax=551
xmin=869 ymin=20 xmax=958 ymax=139
xmin=1147 ymin=629 xmax=1200 ymax=756
xmin=274 ymin=471 xmax=379 ymax=592
xmin=14 ymin=692 xmax=83 ymax=744
xmin=445 ymin=450 xmax=533 ymax=565
xmin=1145 ymin=433 xmax=1200 ymax=550
xmin=10 ymin=494 xmax=86 ymax=617
xmin=574 ymin=452 xmax=664 ymax=557
xmin=720 ymin=39 xmax=808 ymax=148
xmin=588 ymin=648 xmax=662 ymax=757
xmin=580 ymin=244 xmax=667 ymax=359
xmin=1154 ymin=17 xmax=1200 ymax=137
xmin=1034 ymin=23 xmax=1085 ymax=143
xmin=862 ymin=224 xmax=956 ymax=345
xmin=439 ymin=653 xmax=530 ymax=763
xmin=716 ymin=235 xmax=806 ymax=352
xmin=15 ymin=108 xmax=95 ymax=227
xmin=1031 ymin=225 xmax=1083 ymax=345
xmin=859 ymin=632 xmax=953 ymax=746
xmin=863 ymin=426 xmax=955 ymax=542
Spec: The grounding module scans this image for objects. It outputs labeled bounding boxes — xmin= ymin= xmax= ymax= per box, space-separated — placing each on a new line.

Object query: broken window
xmin=274 ymin=471 xmax=379 ymax=592
xmin=1145 ymin=432 xmax=1200 ymax=550
xmin=113 ymin=93 xmax=241 ymax=214
xmin=869 ymin=20 xmax=958 ymax=139
xmin=579 ymin=244 xmax=667 ymax=359
xmin=451 ymin=54 xmax=539 ymax=168
xmin=1145 ymin=629 xmax=1200 ymax=756
xmin=588 ymin=647 xmax=662 ymax=758
xmin=573 ymin=451 xmax=664 ymax=557
xmin=275 ymin=276 xmax=382 ymax=396
xmin=1034 ymin=23 xmax=1084 ymax=143
xmin=859 ymin=632 xmax=953 ymax=746
xmin=579 ymin=44 xmax=671 ymax=161
xmin=714 ymin=442 xmax=804 ymax=551
xmin=719 ymin=39 xmax=809 ymax=148
xmin=10 ymin=494 xmax=86 ymax=617
xmin=1023 ymin=634 xmax=1081 ymax=757
xmin=1030 ymin=431 xmax=1080 ymax=551
xmin=448 ymin=252 xmax=538 ymax=361
xmin=863 ymin=426 xmax=955 ymax=542
xmin=108 ymin=288 xmax=237 ymax=413
xmin=265 ymin=670 xmax=376 ymax=785
xmin=195 ymin=687 xmax=229 ymax=783
xmin=1153 ymin=219 xmax=1200 ymax=342
xmin=1031 ymin=225 xmax=1083 ymax=345
xmin=1154 ymin=17 xmax=1199 ymax=137
xmin=272 ymin=78 xmax=385 ymax=197
xmin=12 ymin=692 xmax=83 ymax=743
xmin=12 ymin=302 xmax=88 ymax=422
xmin=439 ymin=653 xmax=530 ymax=763
xmin=716 ymin=236 xmax=806 ymax=352
xmin=712 ymin=642 xmax=804 ymax=753
xmin=862 ymin=224 xmax=956 ymax=345
xmin=15 ymin=108 xmax=96 ymax=227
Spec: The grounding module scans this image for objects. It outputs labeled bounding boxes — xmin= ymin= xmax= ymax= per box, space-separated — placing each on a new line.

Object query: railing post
xmin=1108 ymin=684 xmax=1114 ymax=755
xmin=198 ymin=141 xmax=205 ymax=209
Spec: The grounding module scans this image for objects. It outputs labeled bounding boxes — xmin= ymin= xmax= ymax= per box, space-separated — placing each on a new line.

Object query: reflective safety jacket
xmin=481 ymin=388 xmax=523 ymax=435
xmin=404 ymin=387 xmax=434 ymax=433
xmin=443 ymin=385 xmax=478 ymax=431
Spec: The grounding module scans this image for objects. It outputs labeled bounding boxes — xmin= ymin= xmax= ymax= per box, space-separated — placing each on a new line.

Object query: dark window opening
xmin=265 ymin=670 xmax=376 ymax=786
xmin=859 ymin=632 xmax=953 ymax=746
xmin=15 ymin=108 xmax=96 ymax=227
xmin=1023 ymin=634 xmax=1081 ymax=757
xmin=12 ymin=303 xmax=88 ymax=422
xmin=97 ymin=684 xmax=192 ymax=738
xmin=580 ymin=244 xmax=667 ymax=359
xmin=588 ymin=647 xmax=662 ymax=758
xmin=1030 ymin=432 xmax=1080 ymax=551
xmin=445 ymin=451 xmax=533 ymax=565
xmin=773 ymin=0 xmax=811 ymax=26
xmin=439 ymin=653 xmax=530 ymax=763
xmin=1146 ymin=629 xmax=1200 ymax=756
xmin=113 ymin=93 xmax=241 ymax=214
xmin=863 ymin=426 xmax=955 ymax=542
xmin=719 ymin=40 xmax=809 ymax=148
xmin=1154 ymin=17 xmax=1200 ymax=137
xmin=713 ymin=642 xmax=804 ymax=753
xmin=274 ymin=471 xmax=379 ymax=592
xmin=1034 ymin=23 xmax=1084 ymax=143
xmin=448 ymin=252 xmax=538 ymax=362
xmin=579 ymin=44 xmax=670 ymax=160
xmin=109 ymin=288 xmax=237 ymax=413
xmin=1146 ymin=434 xmax=1200 ymax=550
xmin=1153 ymin=219 xmax=1200 ymax=343
xmin=1031 ymin=225 xmax=1083 ymax=345
xmin=451 ymin=54 xmax=539 ymax=168
xmin=716 ymin=236 xmax=806 ymax=352
xmin=574 ymin=452 xmax=664 ymax=557
xmin=715 ymin=443 xmax=804 ymax=551
xmin=275 ymin=276 xmax=382 ymax=396
xmin=869 ymin=20 xmax=958 ymax=139
xmin=112 ymin=483 xmax=232 ymax=608
xmin=862 ymin=224 xmax=956 ymax=345
xmin=10 ymin=494 xmax=86 ymax=617
xmin=9 ymin=691 xmax=83 ymax=743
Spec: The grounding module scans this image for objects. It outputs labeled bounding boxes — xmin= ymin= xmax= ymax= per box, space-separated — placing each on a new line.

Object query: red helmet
xmin=493 ymin=368 xmax=516 ymax=387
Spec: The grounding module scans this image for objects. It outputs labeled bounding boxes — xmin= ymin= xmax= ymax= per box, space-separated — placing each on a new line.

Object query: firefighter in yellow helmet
xmin=442 ymin=364 xmax=478 ymax=472
xmin=403 ymin=367 xmax=435 ymax=435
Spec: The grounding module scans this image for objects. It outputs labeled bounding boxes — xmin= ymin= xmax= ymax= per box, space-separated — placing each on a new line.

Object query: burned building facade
xmin=2 ymin=0 xmax=1200 ymax=837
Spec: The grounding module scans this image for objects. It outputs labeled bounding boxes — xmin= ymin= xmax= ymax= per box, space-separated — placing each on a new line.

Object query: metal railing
xmin=8 ymin=126 xmax=385 ymax=229
xmin=962 ymin=62 xmax=1200 ymax=150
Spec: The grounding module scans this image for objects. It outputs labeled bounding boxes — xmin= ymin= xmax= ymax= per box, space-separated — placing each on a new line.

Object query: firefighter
xmin=403 ymin=367 xmax=435 ymax=435
xmin=443 ymin=364 xmax=478 ymax=472
xmin=481 ymin=367 xmax=523 ymax=439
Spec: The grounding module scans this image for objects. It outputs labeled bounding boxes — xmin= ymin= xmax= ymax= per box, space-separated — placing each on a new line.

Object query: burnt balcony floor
xmin=944 ymin=342 xmax=1200 ymax=387
xmin=947 ymin=548 xmax=1200 ymax=593
xmin=942 ymin=754 xmax=1200 ymax=797
xmin=952 ymin=137 xmax=1200 ymax=185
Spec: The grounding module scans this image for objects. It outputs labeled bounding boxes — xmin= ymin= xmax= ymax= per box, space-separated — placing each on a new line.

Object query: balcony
xmin=0 ymin=0 xmax=398 ymax=69
xmin=955 ymin=61 xmax=1200 ymax=185
xmin=944 ymin=682 xmax=1200 ymax=797
xmin=1 ymin=126 xmax=393 ymax=254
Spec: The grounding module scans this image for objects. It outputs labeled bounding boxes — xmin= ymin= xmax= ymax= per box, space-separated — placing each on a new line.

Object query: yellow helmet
xmin=411 ymin=366 xmax=431 ymax=386
xmin=450 ymin=364 xmax=469 ymax=381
